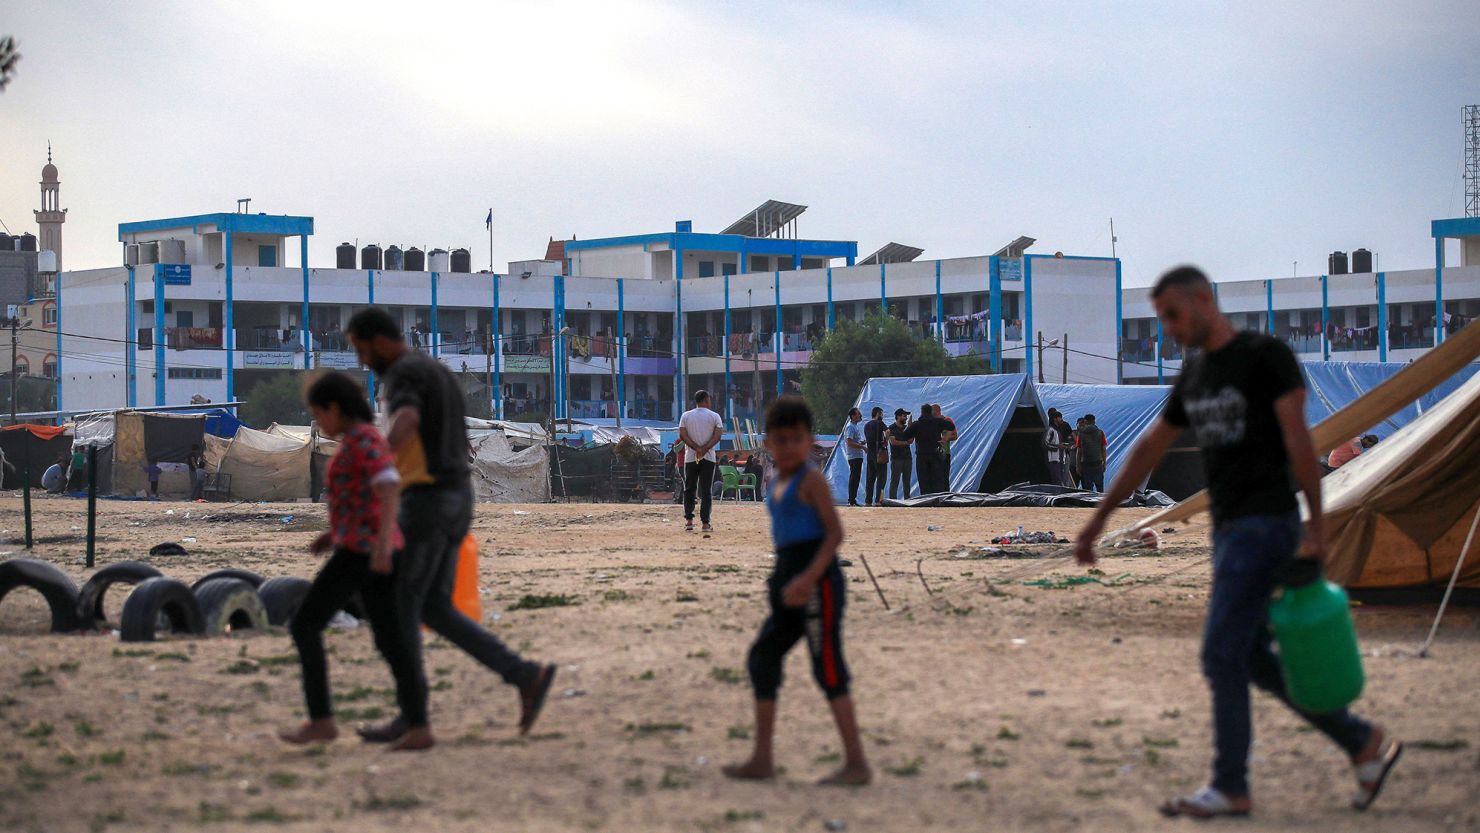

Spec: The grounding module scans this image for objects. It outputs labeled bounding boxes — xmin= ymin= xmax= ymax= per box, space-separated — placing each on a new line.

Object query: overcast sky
xmin=1 ymin=1 xmax=1476 ymax=285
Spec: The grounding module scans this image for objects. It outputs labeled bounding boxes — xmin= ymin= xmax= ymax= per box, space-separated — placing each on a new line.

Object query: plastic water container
xmin=1268 ymin=560 xmax=1365 ymax=714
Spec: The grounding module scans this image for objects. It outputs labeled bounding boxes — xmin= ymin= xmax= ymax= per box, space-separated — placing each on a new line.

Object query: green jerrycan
xmin=1269 ymin=559 xmax=1365 ymax=714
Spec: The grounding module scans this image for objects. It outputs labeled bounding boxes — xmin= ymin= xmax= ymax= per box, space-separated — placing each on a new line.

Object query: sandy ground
xmin=0 ymin=495 xmax=1477 ymax=833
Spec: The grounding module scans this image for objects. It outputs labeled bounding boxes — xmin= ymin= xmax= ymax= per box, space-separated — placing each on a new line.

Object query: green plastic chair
xmin=718 ymin=465 xmax=758 ymax=502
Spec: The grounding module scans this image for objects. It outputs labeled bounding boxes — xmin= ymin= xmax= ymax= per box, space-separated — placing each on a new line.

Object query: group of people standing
xmin=842 ymin=403 xmax=958 ymax=506
xmin=1042 ymin=409 xmax=1109 ymax=492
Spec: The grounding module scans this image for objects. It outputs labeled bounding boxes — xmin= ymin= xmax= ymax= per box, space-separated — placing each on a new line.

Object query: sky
xmin=1 ymin=0 xmax=1476 ymax=286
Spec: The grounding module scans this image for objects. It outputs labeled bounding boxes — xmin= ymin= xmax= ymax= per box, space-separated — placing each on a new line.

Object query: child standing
xmin=279 ymin=372 xmax=433 ymax=751
xmin=724 ymin=396 xmax=871 ymax=786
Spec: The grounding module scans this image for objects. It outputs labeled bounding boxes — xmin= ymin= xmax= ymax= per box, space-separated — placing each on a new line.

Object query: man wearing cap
xmin=1043 ymin=408 xmax=1072 ymax=487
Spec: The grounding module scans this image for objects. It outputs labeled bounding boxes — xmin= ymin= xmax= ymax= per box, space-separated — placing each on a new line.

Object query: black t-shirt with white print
xmin=1162 ymin=331 xmax=1304 ymax=524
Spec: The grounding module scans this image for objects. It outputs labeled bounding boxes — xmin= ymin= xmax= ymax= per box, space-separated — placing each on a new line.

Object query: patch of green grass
xmin=56 ymin=753 xmax=80 ymax=768
xmin=952 ymin=778 xmax=989 ymax=792
xmin=623 ymin=776 xmax=646 ymax=794
xmin=1065 ymin=738 xmax=1094 ymax=749
xmin=141 ymin=730 xmax=171 ymax=742
xmin=1144 ymin=749 xmax=1162 ymax=766
xmin=163 ymin=761 xmax=214 ymax=776
xmin=658 ymin=766 xmax=690 ymax=790
xmin=332 ymin=685 xmax=386 ymax=703
xmin=814 ymin=751 xmax=841 ymax=764
xmin=997 ymin=726 xmax=1019 ymax=741
xmin=266 ymin=771 xmax=301 ymax=789
xmin=244 ymin=807 xmax=291 ymax=823
xmin=256 ymin=654 xmax=298 ymax=668
xmin=20 ymin=667 xmax=54 ymax=688
xmin=1091 ymin=717 xmax=1122 ymax=728
xmin=73 ymin=720 xmax=101 ymax=738
xmin=198 ymin=802 xmax=233 ymax=823
xmin=434 ymin=667 xmax=453 ymax=677
xmin=686 ymin=649 xmax=711 ymax=659
xmin=58 ymin=661 xmax=81 ymax=673
xmin=675 ymin=591 xmax=700 ymax=602
xmin=97 ymin=749 xmax=126 ymax=766
xmin=222 ymin=660 xmax=259 ymax=675
xmin=627 ymin=721 xmax=691 ymax=738
xmin=885 ymin=757 xmax=924 ymax=777
xmin=637 ymin=669 xmax=656 ymax=681
xmin=335 ymin=706 xmax=385 ymax=722
xmin=1142 ymin=736 xmax=1179 ymax=748
xmin=360 ymin=792 xmax=423 ymax=811
xmin=430 ymin=680 xmax=453 ymax=692
xmin=727 ymin=725 xmax=750 ymax=740
xmin=1075 ymin=788 xmax=1106 ymax=799
xmin=88 ymin=809 xmax=125 ymax=832
xmin=709 ymin=667 xmax=744 ymax=685
xmin=1160 ymin=708 xmax=1181 ymax=719
xmin=509 ymin=593 xmax=579 ymax=611
xmin=154 ymin=652 xmax=190 ymax=663
xmin=23 ymin=721 xmax=54 ymax=739
xmin=112 ymin=648 xmax=151 ymax=658
xmin=1412 ymin=739 xmax=1469 ymax=751
xmin=722 ymin=810 xmax=763 ymax=823
xmin=602 ymin=590 xmax=637 ymax=603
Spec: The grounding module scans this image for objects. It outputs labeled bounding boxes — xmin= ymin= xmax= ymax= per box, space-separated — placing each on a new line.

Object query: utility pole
xmin=484 ymin=323 xmax=493 ymax=420
xmin=1109 ymin=218 xmax=1117 ymax=258
xmin=8 ymin=312 xmax=19 ymax=425
xmin=1036 ymin=331 xmax=1044 ymax=384
xmin=609 ymin=326 xmax=620 ymax=428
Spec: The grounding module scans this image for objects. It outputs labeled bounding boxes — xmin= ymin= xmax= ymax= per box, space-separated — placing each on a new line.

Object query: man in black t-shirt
xmin=887 ymin=409 xmax=913 ymax=499
xmin=902 ymin=404 xmax=948 ymax=494
xmin=863 ymin=407 xmax=887 ymax=506
xmin=349 ymin=308 xmax=556 ymax=748
xmin=1074 ymin=267 xmax=1398 ymax=818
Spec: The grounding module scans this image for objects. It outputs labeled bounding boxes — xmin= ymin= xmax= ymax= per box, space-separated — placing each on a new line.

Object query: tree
xmin=240 ymin=372 xmax=310 ymax=429
xmin=0 ymin=37 xmax=19 ymax=92
xmin=799 ymin=312 xmax=992 ymax=428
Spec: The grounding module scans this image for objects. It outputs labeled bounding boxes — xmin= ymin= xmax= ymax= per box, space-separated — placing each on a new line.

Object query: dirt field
xmin=0 ymin=495 xmax=1476 ymax=833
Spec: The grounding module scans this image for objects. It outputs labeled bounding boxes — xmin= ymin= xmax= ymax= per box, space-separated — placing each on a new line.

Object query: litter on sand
xmin=1021 ymin=574 xmax=1132 ymax=589
xmin=988 ymin=530 xmax=1067 ymax=545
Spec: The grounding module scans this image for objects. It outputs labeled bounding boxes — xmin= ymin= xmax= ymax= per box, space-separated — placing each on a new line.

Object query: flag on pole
xmin=485 ymin=209 xmax=493 ymax=230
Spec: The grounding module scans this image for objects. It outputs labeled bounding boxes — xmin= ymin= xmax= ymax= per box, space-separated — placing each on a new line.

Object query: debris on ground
xmin=1021 ymin=574 xmax=1132 ymax=589
xmin=988 ymin=530 xmax=1066 ymax=545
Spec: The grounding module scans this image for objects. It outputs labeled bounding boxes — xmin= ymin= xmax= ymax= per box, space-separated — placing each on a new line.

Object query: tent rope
xmin=1417 ymin=506 xmax=1480 ymax=658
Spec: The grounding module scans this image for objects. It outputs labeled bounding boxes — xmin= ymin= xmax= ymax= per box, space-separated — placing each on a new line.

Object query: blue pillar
xmin=674 ymin=247 xmax=685 ymax=415
xmin=54 ymin=271 xmax=62 ymax=419
xmin=1266 ymin=279 xmax=1274 ymax=334
xmin=723 ymin=271 xmax=733 ymax=417
xmin=879 ymin=263 xmax=887 ymax=319
xmin=825 ymin=266 xmax=835 ymax=329
xmin=774 ymin=271 xmax=783 ymax=398
xmin=617 ymin=278 xmax=626 ymax=417
xmin=988 ymin=256 xmax=1002 ymax=373
xmin=153 ymin=264 xmax=166 ymax=406
xmin=430 ymin=271 xmax=440 ymax=357
xmin=934 ymin=259 xmax=944 ymax=344
xmin=300 ymin=236 xmax=310 ymax=370
xmin=492 ymin=273 xmax=502 ymax=419
xmin=846 ymin=253 xmax=856 ymax=267
xmin=1377 ymin=272 xmax=1388 ymax=362
xmin=1156 ymin=317 xmax=1165 ymax=384
xmin=554 ymin=275 xmax=565 ymax=419
xmin=367 ymin=268 xmax=377 ymax=401
xmin=126 ymin=266 xmax=137 ymax=407
xmin=1435 ymin=236 xmax=1445 ymax=345
xmin=1321 ymin=273 xmax=1330 ymax=361
xmin=1114 ymin=258 xmax=1123 ymax=384
xmin=1024 ymin=257 xmax=1035 ymax=381
xmin=224 ymin=233 xmax=234 ymax=403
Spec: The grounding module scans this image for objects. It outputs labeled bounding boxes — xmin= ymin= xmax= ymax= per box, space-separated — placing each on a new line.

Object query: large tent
xmin=1302 ymin=361 xmax=1480 ymax=441
xmin=203 ymin=425 xmax=311 ymax=501
xmin=1324 ymin=369 xmax=1480 ymax=592
xmin=1036 ymin=383 xmax=1203 ymax=499
xmin=0 ymin=424 xmax=71 ymax=489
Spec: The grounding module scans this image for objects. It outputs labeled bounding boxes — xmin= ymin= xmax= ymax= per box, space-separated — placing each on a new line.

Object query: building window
xmin=258 ymin=245 xmax=277 ymax=267
xmin=722 ymin=262 xmax=737 ymax=276
xmin=167 ymin=367 xmax=223 ymax=380
xmin=42 ymin=361 xmax=56 ymax=378
xmin=15 ymin=356 xmax=29 ymax=374
xmin=698 ymin=261 xmax=716 ymax=278
xmin=751 ymin=255 xmax=770 ymax=272
xmin=43 ymin=306 xmax=57 ymax=326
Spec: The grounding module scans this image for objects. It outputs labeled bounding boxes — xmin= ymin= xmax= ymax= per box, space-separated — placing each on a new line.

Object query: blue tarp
xmin=824 ymin=374 xmax=1039 ymax=503
xmin=1036 ymin=383 xmax=1172 ymax=485
xmin=1301 ymin=361 xmax=1480 ymax=440
xmin=197 ymin=408 xmax=242 ymax=438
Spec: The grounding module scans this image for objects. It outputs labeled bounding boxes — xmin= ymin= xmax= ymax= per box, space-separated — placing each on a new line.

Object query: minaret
xmin=35 ymin=142 xmax=66 ymax=272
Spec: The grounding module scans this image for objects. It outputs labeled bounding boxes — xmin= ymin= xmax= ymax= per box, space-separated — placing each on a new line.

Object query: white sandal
xmin=1159 ymin=785 xmax=1250 ymax=818
xmin=1352 ymin=736 xmax=1403 ymax=811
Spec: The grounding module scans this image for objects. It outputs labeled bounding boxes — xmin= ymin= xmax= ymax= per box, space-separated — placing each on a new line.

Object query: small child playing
xmin=724 ymin=396 xmax=871 ymax=786
xmin=145 ymin=459 xmax=161 ymax=499
xmin=280 ymin=371 xmax=433 ymax=751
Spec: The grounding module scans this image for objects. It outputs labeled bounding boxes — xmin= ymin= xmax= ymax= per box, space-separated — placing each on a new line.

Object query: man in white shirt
xmin=678 ymin=390 xmax=725 ymax=532
xmin=842 ymin=408 xmax=867 ymax=506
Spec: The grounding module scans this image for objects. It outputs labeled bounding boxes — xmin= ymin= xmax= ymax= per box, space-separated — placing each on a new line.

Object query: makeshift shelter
xmin=469 ymin=430 xmax=549 ymax=503
xmin=0 ymin=424 xmax=71 ymax=489
xmin=1302 ymin=361 xmax=1480 ymax=441
xmin=824 ymin=374 xmax=1047 ymax=503
xmin=1037 ymin=383 xmax=1204 ymax=500
xmin=203 ymin=424 xmax=311 ymax=501
xmin=201 ymin=408 xmax=244 ymax=439
xmin=1323 ymin=370 xmax=1480 ymax=594
xmin=70 ymin=411 xmax=207 ymax=499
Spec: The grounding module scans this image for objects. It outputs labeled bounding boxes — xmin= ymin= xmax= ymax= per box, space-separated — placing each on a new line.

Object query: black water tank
xmin=385 ymin=245 xmax=404 ymax=271
xmin=336 ymin=242 xmax=356 ymax=269
xmin=405 ymin=246 xmax=425 ymax=271
xmin=361 ymin=244 xmax=382 ymax=270
xmin=0 ymin=233 xmax=11 ymax=252
xmin=1328 ymin=251 xmax=1348 ymax=275
xmin=451 ymin=248 xmax=471 ymax=273
xmin=17 ymin=233 xmax=37 ymax=252
xmin=1351 ymin=248 xmax=1373 ymax=274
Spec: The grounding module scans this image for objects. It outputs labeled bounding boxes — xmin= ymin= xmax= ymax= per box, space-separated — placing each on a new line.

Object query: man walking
xmin=1075 ymin=414 xmax=1107 ymax=492
xmin=863 ymin=407 xmax=888 ymax=506
xmin=887 ymin=408 xmax=913 ymax=499
xmin=679 ymin=390 xmax=724 ymax=531
xmin=347 ymin=308 xmax=557 ymax=747
xmin=1074 ymin=266 xmax=1400 ymax=819
xmin=1043 ymin=408 xmax=1072 ymax=487
xmin=842 ymin=408 xmax=866 ymax=507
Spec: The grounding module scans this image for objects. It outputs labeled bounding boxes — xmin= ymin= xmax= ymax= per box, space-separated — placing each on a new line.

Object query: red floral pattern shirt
xmin=327 ymin=423 xmax=402 ymax=554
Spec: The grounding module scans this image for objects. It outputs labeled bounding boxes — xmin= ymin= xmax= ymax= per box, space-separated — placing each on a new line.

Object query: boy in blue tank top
xmin=723 ymin=396 xmax=872 ymax=786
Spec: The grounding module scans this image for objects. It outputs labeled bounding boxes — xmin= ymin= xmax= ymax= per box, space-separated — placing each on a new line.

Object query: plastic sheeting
xmin=203 ymin=425 xmax=311 ymax=501
xmin=1036 ymin=384 xmax=1172 ymax=485
xmin=1301 ymin=361 xmax=1480 ymax=441
xmin=824 ymin=374 xmax=1038 ymax=504
xmin=469 ymin=430 xmax=549 ymax=503
xmin=884 ymin=484 xmax=1175 ymax=509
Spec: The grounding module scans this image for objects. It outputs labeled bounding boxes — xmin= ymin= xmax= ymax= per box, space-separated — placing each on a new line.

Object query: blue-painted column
xmin=429 ymin=271 xmax=440 ymax=358
xmin=554 ymin=275 xmax=565 ymax=419
xmin=153 ymin=264 xmax=166 ymax=406
xmin=1265 ymin=279 xmax=1274 ymax=334
xmin=846 ymin=253 xmax=856 ymax=267
xmin=1377 ymin=272 xmax=1388 ymax=362
xmin=774 ymin=270 xmax=783 ymax=398
xmin=300 ymin=236 xmax=310 ymax=370
xmin=723 ymin=271 xmax=733 ymax=417
xmin=1321 ymin=273 xmax=1330 ymax=361
xmin=934 ymin=259 xmax=944 ymax=344
xmin=617 ymin=278 xmax=626 ymax=417
xmin=126 ymin=266 xmax=137 ymax=407
xmin=1024 ymin=257 xmax=1036 ymax=381
xmin=224 ymin=233 xmax=235 ymax=403
xmin=1114 ymin=258 xmax=1124 ymax=383
xmin=492 ymin=273 xmax=502 ymax=419
xmin=674 ymin=247 xmax=685 ymax=416
xmin=54 ymin=271 xmax=62 ymax=419
xmin=988 ymin=256 xmax=1002 ymax=373
xmin=367 ymin=268 xmax=377 ymax=401
xmin=791 ymin=250 xmax=800 ymax=270
xmin=1435 ymin=237 xmax=1445 ymax=346
xmin=825 ymin=266 xmax=835 ymax=329
xmin=879 ymin=263 xmax=887 ymax=319
xmin=1156 ymin=317 xmax=1165 ymax=384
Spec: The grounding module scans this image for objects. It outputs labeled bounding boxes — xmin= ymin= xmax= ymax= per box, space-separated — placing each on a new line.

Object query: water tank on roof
xmin=450 ymin=248 xmax=471 ymax=273
xmin=385 ymin=245 xmax=404 ymax=270
xmin=429 ymin=248 xmax=450 ymax=272
xmin=336 ymin=242 xmax=357 ymax=269
xmin=361 ymin=244 xmax=382 ymax=270
xmin=0 ymin=233 xmax=11 ymax=252
xmin=405 ymin=247 xmax=425 ymax=271
xmin=124 ymin=244 xmax=140 ymax=266
xmin=138 ymin=241 xmax=159 ymax=264
xmin=1328 ymin=251 xmax=1348 ymax=275
xmin=159 ymin=238 xmax=187 ymax=264
xmin=17 ymin=233 xmax=37 ymax=252
xmin=1351 ymin=248 xmax=1373 ymax=274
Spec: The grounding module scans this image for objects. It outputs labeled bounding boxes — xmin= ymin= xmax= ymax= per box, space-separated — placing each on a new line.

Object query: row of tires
xmin=0 ymin=559 xmax=324 ymax=642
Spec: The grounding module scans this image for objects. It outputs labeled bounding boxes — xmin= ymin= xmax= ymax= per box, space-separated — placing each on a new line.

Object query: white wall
xmin=1028 ymin=257 xmax=1119 ymax=384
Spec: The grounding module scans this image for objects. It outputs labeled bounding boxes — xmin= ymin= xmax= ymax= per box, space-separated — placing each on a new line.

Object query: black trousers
xmin=684 ymin=459 xmax=716 ymax=523
xmin=865 ymin=457 xmax=886 ymax=504
xmin=747 ymin=546 xmax=850 ymax=701
xmin=889 ymin=456 xmax=912 ymax=499
xmin=917 ymin=452 xmax=946 ymax=494
xmin=846 ymin=458 xmax=863 ymax=504
xmin=398 ymin=484 xmax=540 ymax=693
xmin=290 ymin=547 xmax=427 ymax=725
